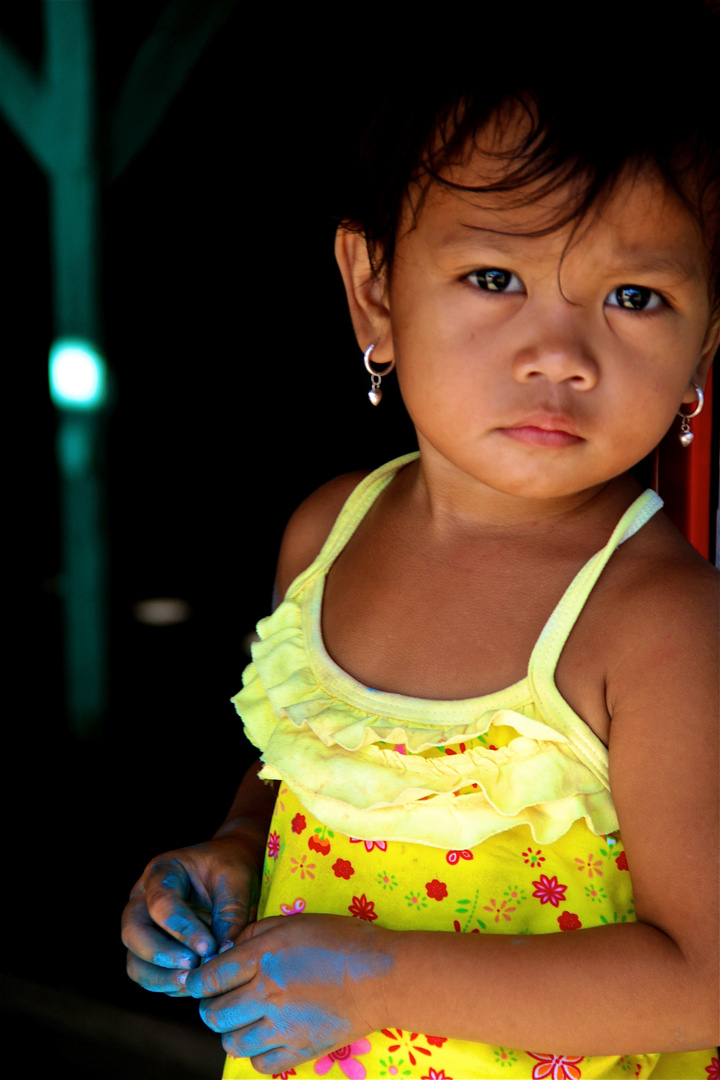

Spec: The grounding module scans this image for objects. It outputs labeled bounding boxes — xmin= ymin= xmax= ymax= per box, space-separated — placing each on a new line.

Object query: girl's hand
xmin=185 ymin=913 xmax=392 ymax=1074
xmin=121 ymin=836 xmax=261 ymax=996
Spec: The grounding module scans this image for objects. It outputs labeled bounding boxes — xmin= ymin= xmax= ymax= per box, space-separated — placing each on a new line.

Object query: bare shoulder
xmin=273 ymin=471 xmax=371 ymax=604
xmin=603 ymin=514 xmax=719 ymax=697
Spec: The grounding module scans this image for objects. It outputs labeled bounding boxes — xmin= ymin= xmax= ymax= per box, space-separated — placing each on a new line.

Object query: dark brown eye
xmin=609 ymin=285 xmax=663 ymax=311
xmin=468 ymin=269 xmax=522 ymax=292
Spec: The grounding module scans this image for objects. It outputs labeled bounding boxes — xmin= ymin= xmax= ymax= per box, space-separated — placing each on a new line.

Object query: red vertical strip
xmin=656 ymin=368 xmax=714 ymax=559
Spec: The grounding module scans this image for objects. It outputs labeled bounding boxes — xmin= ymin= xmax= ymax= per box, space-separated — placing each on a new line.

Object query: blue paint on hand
xmin=259 ymin=945 xmax=390 ymax=989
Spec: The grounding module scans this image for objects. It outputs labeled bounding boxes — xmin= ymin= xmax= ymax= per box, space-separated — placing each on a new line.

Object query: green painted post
xmin=1 ymin=0 xmax=107 ymax=734
xmin=1 ymin=0 xmax=239 ymax=733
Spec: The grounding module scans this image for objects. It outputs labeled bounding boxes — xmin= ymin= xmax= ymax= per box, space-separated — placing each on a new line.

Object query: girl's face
xmin=382 ymin=146 xmax=718 ymax=505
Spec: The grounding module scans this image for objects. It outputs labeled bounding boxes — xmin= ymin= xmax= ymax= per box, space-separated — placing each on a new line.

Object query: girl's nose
xmin=511 ymin=325 xmax=598 ymax=390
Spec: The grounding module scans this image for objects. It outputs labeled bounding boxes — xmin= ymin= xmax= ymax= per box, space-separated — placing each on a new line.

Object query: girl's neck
xmin=407 ymin=441 xmax=644 ymax=539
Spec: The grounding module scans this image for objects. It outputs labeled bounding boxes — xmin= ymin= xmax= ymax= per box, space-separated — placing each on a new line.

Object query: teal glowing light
xmin=49 ymin=338 xmax=107 ymax=409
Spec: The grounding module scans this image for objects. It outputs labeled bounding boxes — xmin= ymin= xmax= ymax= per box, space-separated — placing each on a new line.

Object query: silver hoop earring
xmin=363 ymin=343 xmax=396 ymax=406
xmin=677 ymin=382 xmax=704 ymax=447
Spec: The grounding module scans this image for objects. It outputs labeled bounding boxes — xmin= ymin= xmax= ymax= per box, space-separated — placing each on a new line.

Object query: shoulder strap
xmin=286 ymin=452 xmax=420 ymax=599
xmin=528 ymin=489 xmax=664 ymax=684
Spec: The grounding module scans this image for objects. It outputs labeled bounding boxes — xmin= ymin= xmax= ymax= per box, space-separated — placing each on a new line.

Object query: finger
xmin=126 ymin=951 xmax=191 ymax=995
xmin=186 ymin=948 xmax=256 ymax=999
xmin=209 ymin=873 xmax=254 ymax=947
xmin=121 ymin=895 xmax=200 ymax=968
xmin=222 ymin=1026 xmax=286 ymax=1063
xmin=198 ymin=990 xmax=264 ymax=1034
xmin=143 ymin=858 xmax=217 ymax=957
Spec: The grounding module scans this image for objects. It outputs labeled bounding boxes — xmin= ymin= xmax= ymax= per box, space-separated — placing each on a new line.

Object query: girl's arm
xmin=185 ymin=558 xmax=718 ymax=1070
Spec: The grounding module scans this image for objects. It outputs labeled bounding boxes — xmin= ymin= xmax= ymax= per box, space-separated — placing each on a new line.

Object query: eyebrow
xmin=444 ymin=224 xmax=701 ymax=281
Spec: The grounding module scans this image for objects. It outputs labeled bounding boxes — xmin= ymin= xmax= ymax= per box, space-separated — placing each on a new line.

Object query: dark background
xmin=3 ymin=3 xmax=415 ymax=1073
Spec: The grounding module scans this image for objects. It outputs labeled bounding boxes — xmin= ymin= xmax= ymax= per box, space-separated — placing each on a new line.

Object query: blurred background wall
xmin=2 ymin=2 xmax=414 ymax=1075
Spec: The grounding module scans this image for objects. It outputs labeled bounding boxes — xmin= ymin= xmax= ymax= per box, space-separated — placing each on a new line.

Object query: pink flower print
xmin=446 ymin=849 xmax=473 ymax=865
xmin=527 ymin=1052 xmax=584 ymax=1079
xmin=705 ymin=1058 xmax=719 ymax=1080
xmin=426 ymin=879 xmax=448 ymax=901
xmin=425 ymin=1036 xmax=447 ymax=1048
xmin=289 ymin=855 xmax=315 ymax=880
xmin=574 ymin=854 xmax=603 ymax=878
xmin=280 ymin=898 xmax=306 ymax=916
xmin=522 ymin=847 xmax=546 ymax=867
xmin=267 ymin=831 xmax=280 ymax=859
xmin=291 ymin=813 xmax=306 ymax=834
xmin=382 ymin=1030 xmax=432 ymax=1067
xmin=615 ymin=850 xmax=629 ymax=871
xmin=532 ymin=874 xmax=568 ymax=908
xmin=393 ymin=743 xmax=407 ymax=755
xmin=314 ymin=1038 xmax=372 ymax=1079
xmin=421 ymin=1071 xmax=453 ymax=1080
xmin=558 ymin=911 xmax=582 ymax=931
xmin=484 ymin=897 xmax=516 ymax=923
xmin=350 ymin=837 xmax=388 ymax=852
xmin=332 ymin=858 xmax=354 ymax=879
xmin=348 ymin=894 xmax=378 ymax=922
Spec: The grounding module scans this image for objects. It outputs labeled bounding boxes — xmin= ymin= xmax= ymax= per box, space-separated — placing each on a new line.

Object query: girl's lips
xmin=500 ymin=425 xmax=583 ymax=448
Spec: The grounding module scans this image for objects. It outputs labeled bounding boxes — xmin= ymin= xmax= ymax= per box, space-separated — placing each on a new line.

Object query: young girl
xmin=122 ymin=12 xmax=720 ymax=1079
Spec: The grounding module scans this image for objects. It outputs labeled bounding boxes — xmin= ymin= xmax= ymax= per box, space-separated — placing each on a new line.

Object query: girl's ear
xmin=334 ymin=227 xmax=394 ymax=363
xmin=685 ymin=312 xmax=720 ymax=400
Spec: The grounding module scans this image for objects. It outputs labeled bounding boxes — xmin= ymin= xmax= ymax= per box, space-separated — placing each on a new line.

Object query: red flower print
xmin=444 ymin=742 xmax=467 ymax=755
xmin=425 ymin=1035 xmax=447 ymax=1048
xmin=426 ymin=879 xmax=448 ymax=901
xmin=291 ymin=813 xmax=306 ymax=834
xmin=527 ymin=1052 xmax=584 ymax=1079
xmin=558 ymin=911 xmax=582 ymax=931
xmin=532 ymin=874 xmax=568 ymax=908
xmin=422 ymin=1070 xmax=453 ymax=1080
xmin=348 ymin=894 xmax=378 ymax=922
xmin=522 ymin=847 xmax=546 ymax=866
xmin=381 ymin=1029 xmax=432 ymax=1067
xmin=308 ymin=834 xmax=331 ymax=855
xmin=615 ymin=850 xmax=629 ymax=871
xmin=267 ymin=831 xmax=280 ymax=859
xmin=332 ymin=858 xmax=354 ymax=879
xmin=705 ymin=1057 xmax=719 ymax=1080
xmin=271 ymin=1070 xmax=296 ymax=1079
xmin=446 ymin=849 xmax=473 ymax=865
xmin=350 ymin=837 xmax=388 ymax=852
xmin=452 ymin=919 xmax=479 ymax=933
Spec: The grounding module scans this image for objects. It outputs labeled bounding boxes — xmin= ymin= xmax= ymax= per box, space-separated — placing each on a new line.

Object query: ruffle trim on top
xmin=232 ymin=594 xmax=620 ymax=850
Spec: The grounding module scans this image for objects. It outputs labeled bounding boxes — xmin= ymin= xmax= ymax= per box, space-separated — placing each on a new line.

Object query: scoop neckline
xmin=294 ymin=456 xmax=657 ymax=752
xmin=304 ymin=569 xmax=539 ymax=727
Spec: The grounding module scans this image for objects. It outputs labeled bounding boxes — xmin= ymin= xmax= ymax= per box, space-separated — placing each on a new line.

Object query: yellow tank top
xmin=225 ymin=454 xmax=718 ymax=1080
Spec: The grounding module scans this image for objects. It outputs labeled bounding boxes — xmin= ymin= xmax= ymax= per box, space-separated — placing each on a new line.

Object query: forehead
xmin=402 ymin=140 xmax=708 ymax=285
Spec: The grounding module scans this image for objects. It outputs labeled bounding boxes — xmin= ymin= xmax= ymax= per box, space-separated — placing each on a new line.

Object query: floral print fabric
xmin=222 ymin=785 xmax=717 ymax=1080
